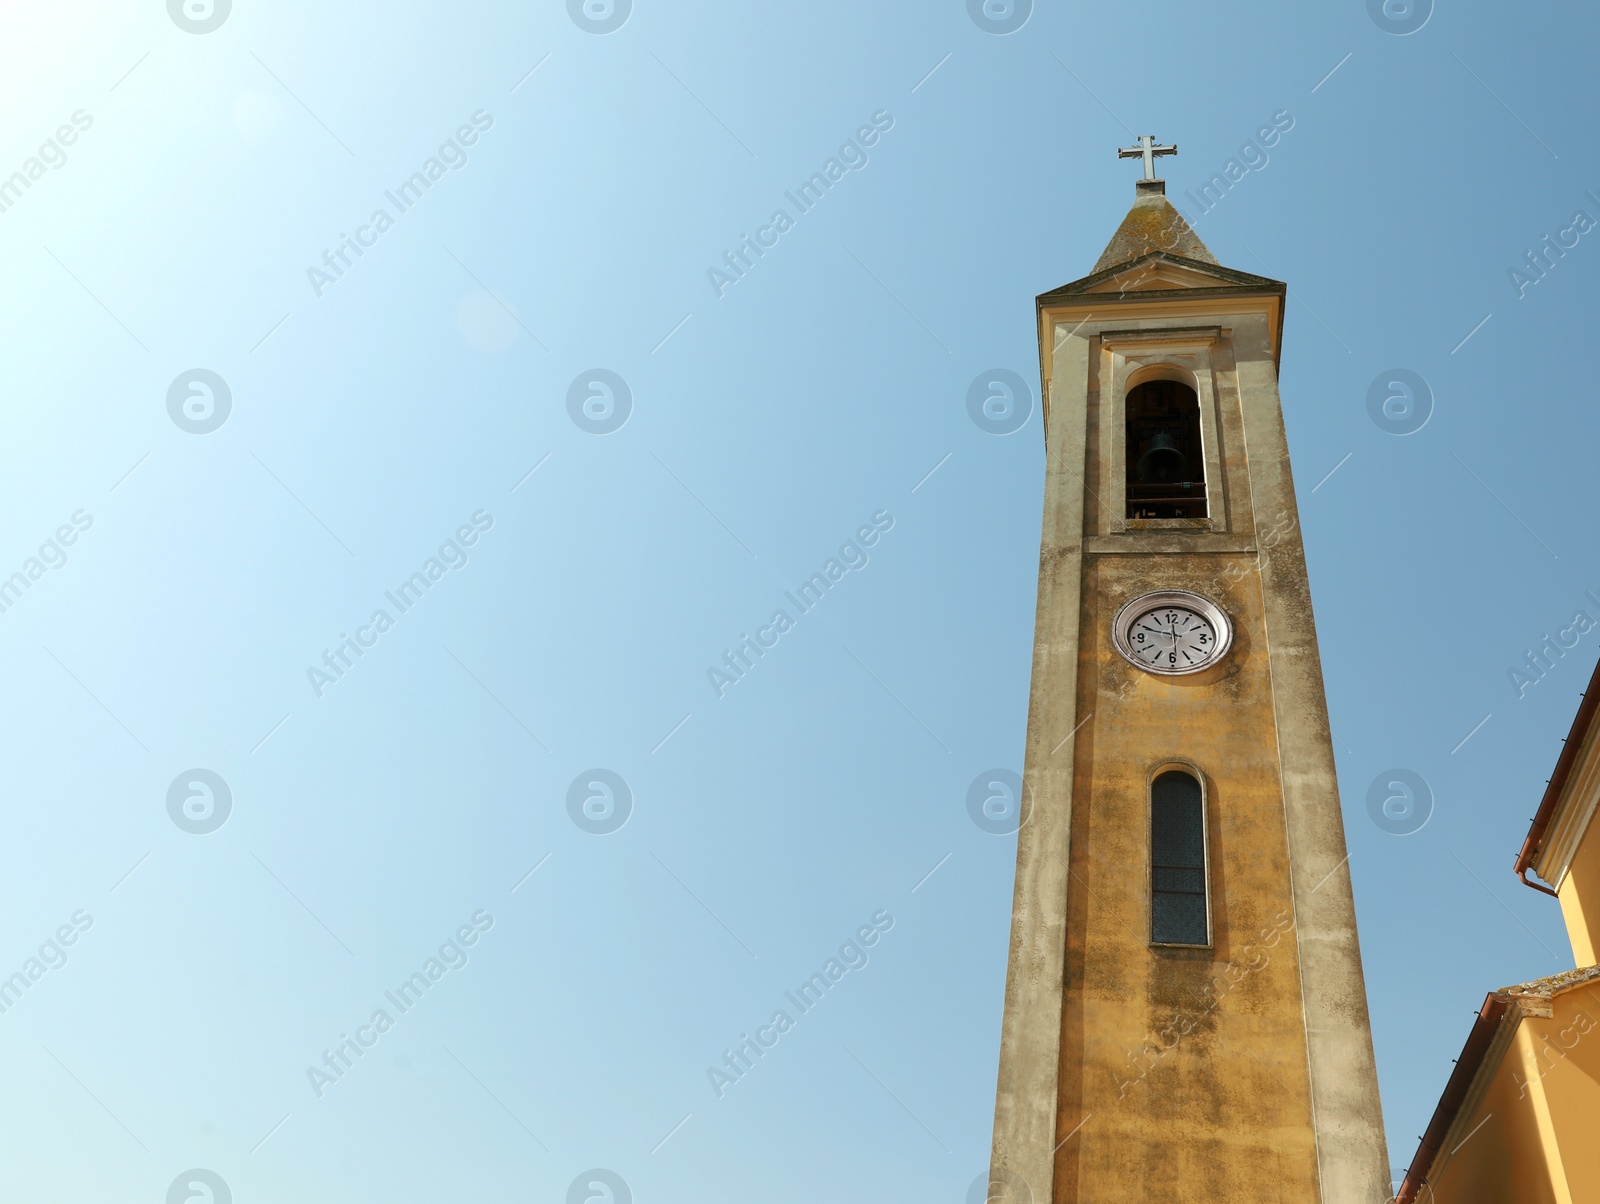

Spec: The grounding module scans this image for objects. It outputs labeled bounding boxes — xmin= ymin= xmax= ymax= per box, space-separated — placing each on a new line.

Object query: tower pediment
xmin=1038 ymin=251 xmax=1282 ymax=302
xmin=1036 ymin=247 xmax=1287 ymax=370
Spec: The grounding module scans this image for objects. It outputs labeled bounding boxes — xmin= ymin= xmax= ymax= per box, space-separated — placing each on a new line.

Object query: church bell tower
xmin=984 ymin=141 xmax=1390 ymax=1202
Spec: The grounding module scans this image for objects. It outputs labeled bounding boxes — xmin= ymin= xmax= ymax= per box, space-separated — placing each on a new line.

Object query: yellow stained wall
xmin=1054 ymin=553 xmax=1320 ymax=1202
xmin=1557 ymin=818 xmax=1600 ymax=966
xmin=1425 ymin=994 xmax=1600 ymax=1204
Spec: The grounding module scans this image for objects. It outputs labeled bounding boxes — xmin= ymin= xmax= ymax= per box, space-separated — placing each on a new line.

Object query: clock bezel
xmin=1112 ymin=590 xmax=1233 ymax=676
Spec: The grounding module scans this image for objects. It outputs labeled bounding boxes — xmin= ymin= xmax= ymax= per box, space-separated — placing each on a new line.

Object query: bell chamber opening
xmin=1126 ymin=379 xmax=1206 ymax=519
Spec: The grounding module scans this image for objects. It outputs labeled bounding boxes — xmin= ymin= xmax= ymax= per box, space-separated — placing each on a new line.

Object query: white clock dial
xmin=1128 ymin=605 xmax=1215 ymax=671
xmin=1112 ymin=590 xmax=1233 ymax=676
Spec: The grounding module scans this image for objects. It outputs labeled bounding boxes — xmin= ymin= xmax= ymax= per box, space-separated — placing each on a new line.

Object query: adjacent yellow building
xmin=1397 ymin=657 xmax=1600 ymax=1203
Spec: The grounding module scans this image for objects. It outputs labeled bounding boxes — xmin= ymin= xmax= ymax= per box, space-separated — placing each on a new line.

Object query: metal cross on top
xmin=1118 ymin=134 xmax=1177 ymax=180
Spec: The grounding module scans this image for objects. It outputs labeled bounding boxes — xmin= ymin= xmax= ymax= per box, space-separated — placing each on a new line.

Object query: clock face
xmin=1128 ymin=605 xmax=1215 ymax=671
xmin=1112 ymin=591 xmax=1233 ymax=676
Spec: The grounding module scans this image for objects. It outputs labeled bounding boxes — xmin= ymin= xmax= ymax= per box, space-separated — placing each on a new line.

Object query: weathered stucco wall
xmin=1054 ymin=548 xmax=1320 ymax=1202
xmin=985 ymin=328 xmax=1089 ymax=1200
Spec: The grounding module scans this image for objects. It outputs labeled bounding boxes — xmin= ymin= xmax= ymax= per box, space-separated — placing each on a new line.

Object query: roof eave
xmin=1396 ymin=995 xmax=1512 ymax=1204
xmin=1515 ymin=652 xmax=1600 ymax=888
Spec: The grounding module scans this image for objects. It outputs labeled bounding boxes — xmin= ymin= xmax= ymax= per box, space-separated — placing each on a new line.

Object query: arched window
xmin=1151 ymin=769 xmax=1209 ymax=945
xmin=1126 ymin=379 xmax=1206 ymax=519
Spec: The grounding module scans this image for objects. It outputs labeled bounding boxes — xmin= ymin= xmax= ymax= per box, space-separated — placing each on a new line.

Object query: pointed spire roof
xmin=1035 ymin=178 xmax=1287 ymax=368
xmin=1091 ymin=182 xmax=1217 ymax=273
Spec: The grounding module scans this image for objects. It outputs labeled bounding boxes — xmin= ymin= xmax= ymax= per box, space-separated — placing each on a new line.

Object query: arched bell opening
xmin=1125 ymin=379 xmax=1206 ymax=519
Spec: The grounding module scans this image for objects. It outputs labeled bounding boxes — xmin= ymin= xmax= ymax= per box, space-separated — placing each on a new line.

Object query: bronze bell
xmin=1136 ymin=431 xmax=1189 ymax=484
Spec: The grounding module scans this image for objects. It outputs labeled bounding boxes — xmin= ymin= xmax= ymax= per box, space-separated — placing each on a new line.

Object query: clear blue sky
xmin=1 ymin=1 xmax=1596 ymax=1199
